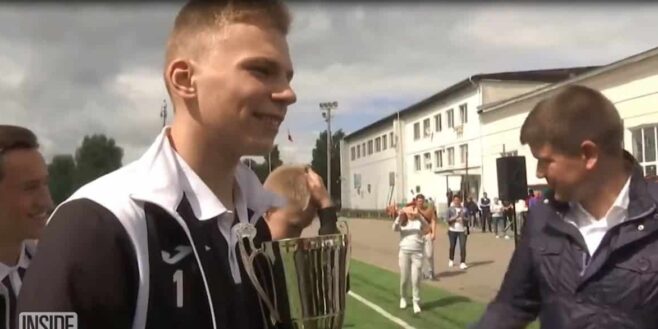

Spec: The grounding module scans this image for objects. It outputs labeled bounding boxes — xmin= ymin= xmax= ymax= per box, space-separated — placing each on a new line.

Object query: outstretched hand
xmin=305 ymin=167 xmax=333 ymax=209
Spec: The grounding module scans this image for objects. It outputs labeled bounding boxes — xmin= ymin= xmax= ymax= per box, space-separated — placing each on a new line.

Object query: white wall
xmin=480 ymin=53 xmax=658 ymax=200
xmin=342 ymin=124 xmax=398 ymax=210
xmin=403 ymin=88 xmax=476 ymax=201
xmin=339 ymin=68 xmax=642 ymax=211
xmin=481 ymin=80 xmax=548 ymax=106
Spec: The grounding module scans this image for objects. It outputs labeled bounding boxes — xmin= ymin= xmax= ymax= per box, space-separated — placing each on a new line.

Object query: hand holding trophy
xmin=233 ymin=220 xmax=350 ymax=329
xmin=235 ymin=165 xmax=351 ymax=328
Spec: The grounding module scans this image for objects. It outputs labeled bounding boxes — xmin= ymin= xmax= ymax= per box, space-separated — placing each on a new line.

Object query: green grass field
xmin=344 ymin=260 xmax=539 ymax=329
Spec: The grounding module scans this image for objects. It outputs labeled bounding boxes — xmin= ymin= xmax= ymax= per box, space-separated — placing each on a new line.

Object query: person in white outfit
xmin=393 ymin=202 xmax=429 ymax=314
xmin=447 ymin=195 xmax=469 ymax=270
xmin=491 ymin=197 xmax=508 ymax=239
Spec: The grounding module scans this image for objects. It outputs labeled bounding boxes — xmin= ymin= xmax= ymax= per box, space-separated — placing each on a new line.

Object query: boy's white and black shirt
xmin=0 ymin=241 xmax=34 ymax=329
xmin=16 ymin=128 xmax=287 ymax=329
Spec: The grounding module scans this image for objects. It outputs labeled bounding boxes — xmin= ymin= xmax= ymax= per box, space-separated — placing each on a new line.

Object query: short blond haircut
xmin=263 ymin=165 xmax=311 ymax=211
xmin=163 ymin=0 xmax=291 ymax=100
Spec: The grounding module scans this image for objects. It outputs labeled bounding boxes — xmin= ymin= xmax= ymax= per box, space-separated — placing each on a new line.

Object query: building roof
xmin=478 ymin=46 xmax=658 ymax=113
xmin=343 ymin=66 xmax=599 ymax=141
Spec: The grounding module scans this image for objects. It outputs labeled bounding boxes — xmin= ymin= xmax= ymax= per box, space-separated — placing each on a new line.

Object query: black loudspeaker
xmin=496 ymin=156 xmax=528 ymax=201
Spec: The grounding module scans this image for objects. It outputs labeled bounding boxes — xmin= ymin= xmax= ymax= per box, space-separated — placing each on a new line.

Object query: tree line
xmin=49 ymin=130 xmax=345 ymax=206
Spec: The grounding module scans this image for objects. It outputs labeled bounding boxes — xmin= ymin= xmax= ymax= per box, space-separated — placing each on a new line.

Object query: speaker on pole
xmin=496 ymin=156 xmax=528 ymax=202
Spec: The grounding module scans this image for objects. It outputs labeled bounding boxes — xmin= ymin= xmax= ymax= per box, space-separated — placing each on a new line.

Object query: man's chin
xmin=243 ymin=141 xmax=275 ymax=156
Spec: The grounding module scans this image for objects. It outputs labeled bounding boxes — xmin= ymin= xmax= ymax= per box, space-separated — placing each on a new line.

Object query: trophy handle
xmin=337 ymin=220 xmax=351 ymax=278
xmin=233 ymin=223 xmax=281 ymax=326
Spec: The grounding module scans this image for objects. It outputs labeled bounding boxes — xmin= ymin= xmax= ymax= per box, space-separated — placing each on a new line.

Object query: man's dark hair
xmin=520 ymin=85 xmax=623 ymax=156
xmin=0 ymin=125 xmax=39 ymax=181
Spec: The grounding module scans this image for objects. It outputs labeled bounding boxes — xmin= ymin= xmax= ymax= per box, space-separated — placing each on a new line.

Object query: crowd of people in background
xmin=390 ymin=187 xmax=548 ymax=314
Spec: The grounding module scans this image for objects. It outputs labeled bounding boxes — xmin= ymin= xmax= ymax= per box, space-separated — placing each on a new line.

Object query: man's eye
xmin=251 ymin=67 xmax=271 ymax=76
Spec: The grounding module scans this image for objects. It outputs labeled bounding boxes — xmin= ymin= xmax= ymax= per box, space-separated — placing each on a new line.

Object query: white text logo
xmin=19 ymin=312 xmax=77 ymax=329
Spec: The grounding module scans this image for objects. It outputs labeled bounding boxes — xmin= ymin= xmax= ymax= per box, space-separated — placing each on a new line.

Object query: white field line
xmin=348 ymin=291 xmax=417 ymax=329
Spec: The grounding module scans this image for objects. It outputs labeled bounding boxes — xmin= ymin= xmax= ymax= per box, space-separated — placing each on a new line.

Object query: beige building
xmin=340 ymin=67 xmax=596 ymax=213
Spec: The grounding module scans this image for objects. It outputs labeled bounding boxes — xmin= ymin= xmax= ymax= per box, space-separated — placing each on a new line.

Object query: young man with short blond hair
xmin=18 ymin=1 xmax=301 ymax=328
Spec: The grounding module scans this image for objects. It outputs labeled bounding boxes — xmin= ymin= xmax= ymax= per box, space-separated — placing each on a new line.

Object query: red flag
xmin=287 ymin=129 xmax=293 ymax=142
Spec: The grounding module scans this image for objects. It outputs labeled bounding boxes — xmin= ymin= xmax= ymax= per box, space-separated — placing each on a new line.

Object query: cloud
xmin=1 ymin=2 xmax=657 ymax=167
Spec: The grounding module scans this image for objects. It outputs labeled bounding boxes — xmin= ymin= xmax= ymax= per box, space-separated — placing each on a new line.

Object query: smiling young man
xmin=0 ymin=125 xmax=53 ymax=329
xmin=18 ymin=1 xmax=298 ymax=329
xmin=474 ymin=85 xmax=658 ymax=329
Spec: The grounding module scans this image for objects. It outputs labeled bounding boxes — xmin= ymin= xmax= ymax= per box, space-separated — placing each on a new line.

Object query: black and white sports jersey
xmin=1 ymin=241 xmax=34 ymax=329
xmin=17 ymin=128 xmax=288 ymax=329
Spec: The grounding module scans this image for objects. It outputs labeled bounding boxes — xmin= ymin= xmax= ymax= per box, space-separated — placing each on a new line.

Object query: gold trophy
xmin=233 ymin=221 xmax=351 ymax=329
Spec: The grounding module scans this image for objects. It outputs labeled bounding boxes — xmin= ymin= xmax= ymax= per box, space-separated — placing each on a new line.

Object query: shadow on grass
xmin=421 ymin=295 xmax=472 ymax=310
xmin=435 ymin=260 xmax=495 ymax=278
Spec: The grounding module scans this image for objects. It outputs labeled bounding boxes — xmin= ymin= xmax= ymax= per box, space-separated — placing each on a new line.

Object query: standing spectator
xmin=394 ymin=204 xmax=429 ymax=314
xmin=515 ymin=199 xmax=528 ymax=236
xmin=417 ymin=195 xmax=438 ymax=281
xmin=446 ymin=188 xmax=454 ymax=210
xmin=528 ymin=190 xmax=543 ymax=209
xmin=465 ymin=196 xmax=480 ymax=230
xmin=501 ymin=200 xmax=513 ymax=240
xmin=446 ymin=195 xmax=469 ymax=270
xmin=491 ymin=198 xmax=507 ymax=239
xmin=480 ymin=192 xmax=492 ymax=233
xmin=403 ymin=195 xmax=438 ymax=281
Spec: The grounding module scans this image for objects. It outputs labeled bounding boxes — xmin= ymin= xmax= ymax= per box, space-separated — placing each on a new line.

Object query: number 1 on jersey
xmin=173 ymin=269 xmax=183 ymax=308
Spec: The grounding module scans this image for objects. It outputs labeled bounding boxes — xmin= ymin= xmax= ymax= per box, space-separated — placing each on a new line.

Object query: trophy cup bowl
xmin=233 ymin=221 xmax=351 ymax=329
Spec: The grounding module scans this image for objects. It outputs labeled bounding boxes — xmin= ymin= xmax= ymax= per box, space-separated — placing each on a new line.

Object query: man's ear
xmin=580 ymin=140 xmax=599 ymax=171
xmin=166 ymin=58 xmax=197 ymax=99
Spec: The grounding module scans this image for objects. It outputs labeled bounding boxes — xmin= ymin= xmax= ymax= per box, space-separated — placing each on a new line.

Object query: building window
xmin=644 ymin=127 xmax=656 ymax=162
xmin=447 ymin=147 xmax=455 ymax=166
xmin=436 ymin=149 xmax=444 ymax=168
xmin=413 ymin=122 xmax=420 ymax=140
xmin=353 ymin=173 xmax=361 ymax=189
xmin=423 ymin=118 xmax=431 ymax=138
xmin=447 ymin=109 xmax=454 ymax=128
xmin=382 ymin=134 xmax=387 ymax=150
xmin=356 ymin=145 xmax=361 ymax=158
xmin=390 ymin=132 xmax=395 ymax=147
xmin=414 ymin=155 xmax=421 ymax=171
xmin=459 ymin=103 xmax=468 ymax=124
xmin=631 ymin=125 xmax=658 ymax=176
xmin=632 ymin=129 xmax=643 ymax=162
xmin=460 ymin=144 xmax=468 ymax=164
xmin=375 ymin=137 xmax=381 ymax=152
xmin=362 ymin=143 xmax=366 ymax=156
xmin=424 ymin=152 xmax=432 ymax=170
xmin=434 ymin=114 xmax=442 ymax=132
xmin=351 ymin=147 xmax=355 ymax=161
xmin=367 ymin=140 xmax=373 ymax=155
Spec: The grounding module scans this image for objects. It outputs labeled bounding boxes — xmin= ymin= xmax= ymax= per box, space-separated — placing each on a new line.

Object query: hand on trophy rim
xmin=304 ymin=166 xmax=333 ymax=209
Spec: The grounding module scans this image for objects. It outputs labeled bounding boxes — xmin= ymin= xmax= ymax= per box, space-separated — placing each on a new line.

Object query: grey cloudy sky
xmin=2 ymin=2 xmax=658 ymax=165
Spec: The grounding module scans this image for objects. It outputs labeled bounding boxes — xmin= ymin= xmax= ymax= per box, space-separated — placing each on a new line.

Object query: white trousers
xmin=399 ymin=250 xmax=423 ymax=302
